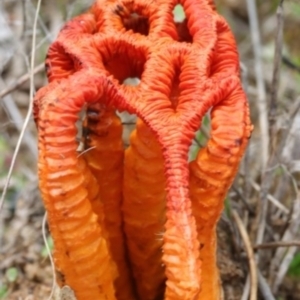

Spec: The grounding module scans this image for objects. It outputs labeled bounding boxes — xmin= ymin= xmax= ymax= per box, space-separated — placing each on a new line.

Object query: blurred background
xmin=0 ymin=0 xmax=300 ymax=299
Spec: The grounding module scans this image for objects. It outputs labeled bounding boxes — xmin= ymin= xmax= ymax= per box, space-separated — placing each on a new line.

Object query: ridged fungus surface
xmin=34 ymin=0 xmax=253 ymax=299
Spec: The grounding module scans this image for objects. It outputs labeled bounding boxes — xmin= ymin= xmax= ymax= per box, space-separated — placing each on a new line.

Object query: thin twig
xmin=269 ymin=169 xmax=299 ymax=287
xmin=220 ymin=214 xmax=241 ymax=256
xmin=279 ymin=163 xmax=299 ymax=235
xmin=42 ymin=212 xmax=56 ymax=300
xmin=241 ymin=275 xmax=250 ymax=300
xmin=271 ymin=172 xmax=300 ymax=292
xmin=252 ymin=0 xmax=284 ymax=261
xmin=232 ymin=210 xmax=258 ymax=300
xmin=77 ymin=146 xmax=96 ymax=157
xmin=0 ymin=0 xmax=42 ymax=212
xmin=0 ymin=87 xmax=38 ymax=157
xmin=268 ymin=0 xmax=284 ymax=150
xmin=0 ymin=63 xmax=44 ymax=99
xmin=28 ymin=0 xmax=53 ymax=43
xmin=231 ymin=185 xmax=255 ymax=214
xmin=254 ymin=241 xmax=300 ymax=250
xmin=246 ymin=0 xmax=269 ymax=169
xmin=250 ymin=180 xmax=289 ymax=214
xmin=255 ymin=1 xmax=289 ymax=266
xmin=257 ymin=270 xmax=276 ymax=300
xmin=254 ymin=100 xmax=300 ymax=259
xmin=240 ymin=62 xmax=252 ymax=207
xmin=272 ymin=245 xmax=299 ymax=293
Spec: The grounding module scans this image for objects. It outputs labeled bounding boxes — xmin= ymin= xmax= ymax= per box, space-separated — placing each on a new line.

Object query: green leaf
xmin=289 ymin=2 xmax=300 ymax=19
xmin=0 ymin=285 xmax=8 ymax=299
xmin=224 ymin=197 xmax=231 ymax=218
xmin=0 ymin=136 xmax=8 ymax=176
xmin=288 ymin=252 xmax=300 ymax=277
xmin=41 ymin=236 xmax=54 ymax=258
xmin=203 ymin=114 xmax=210 ymax=127
xmin=5 ymin=267 xmax=18 ymax=283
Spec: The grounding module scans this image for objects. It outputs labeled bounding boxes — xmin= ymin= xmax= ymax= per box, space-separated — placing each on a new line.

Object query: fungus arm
xmin=35 ymin=81 xmax=117 ymax=300
xmin=83 ymin=104 xmax=136 ymax=300
xmin=123 ymin=118 xmax=166 ymax=300
xmin=189 ymin=84 xmax=252 ymax=300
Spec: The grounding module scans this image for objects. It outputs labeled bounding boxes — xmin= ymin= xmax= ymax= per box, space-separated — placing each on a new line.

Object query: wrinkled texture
xmin=34 ymin=0 xmax=253 ymax=299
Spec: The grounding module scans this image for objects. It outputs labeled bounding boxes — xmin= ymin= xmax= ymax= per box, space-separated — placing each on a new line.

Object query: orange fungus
xmin=34 ymin=0 xmax=253 ymax=299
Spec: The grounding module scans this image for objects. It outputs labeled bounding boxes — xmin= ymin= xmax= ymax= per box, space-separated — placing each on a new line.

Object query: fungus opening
xmin=114 ymin=3 xmax=150 ymax=35
xmin=123 ymin=13 xmax=149 ymax=35
xmin=46 ymin=43 xmax=81 ymax=82
xmin=118 ymin=78 xmax=139 ymax=148
xmin=172 ymin=4 xmax=192 ymax=43
xmin=100 ymin=42 xmax=146 ymax=84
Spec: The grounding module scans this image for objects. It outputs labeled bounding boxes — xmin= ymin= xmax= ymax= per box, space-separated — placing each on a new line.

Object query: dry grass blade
xmin=0 ymin=63 xmax=44 ymax=99
xmin=254 ymin=0 xmax=286 ymax=261
xmin=245 ymin=0 xmax=269 ymax=169
xmin=257 ymin=270 xmax=276 ymax=300
xmin=254 ymin=241 xmax=300 ymax=250
xmin=232 ymin=210 xmax=257 ymax=300
xmin=250 ymin=180 xmax=289 ymax=214
xmin=0 ymin=0 xmax=42 ymax=211
xmin=270 ymin=175 xmax=300 ymax=292
xmin=42 ymin=212 xmax=56 ymax=300
xmin=1 ymin=87 xmax=37 ymax=157
xmin=268 ymin=0 xmax=284 ymax=146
